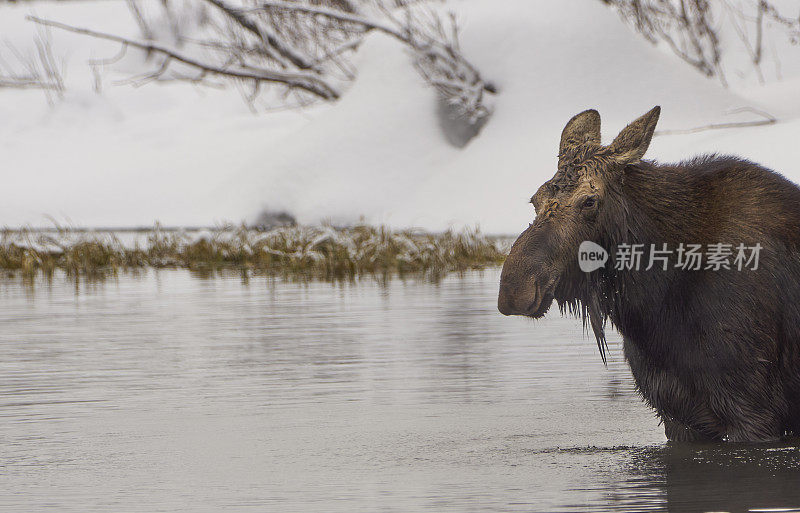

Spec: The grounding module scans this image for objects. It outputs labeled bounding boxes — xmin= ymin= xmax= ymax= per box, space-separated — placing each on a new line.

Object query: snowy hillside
xmin=1 ymin=0 xmax=799 ymax=233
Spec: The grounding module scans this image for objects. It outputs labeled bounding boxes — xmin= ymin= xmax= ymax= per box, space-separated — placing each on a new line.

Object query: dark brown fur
xmin=498 ymin=107 xmax=800 ymax=442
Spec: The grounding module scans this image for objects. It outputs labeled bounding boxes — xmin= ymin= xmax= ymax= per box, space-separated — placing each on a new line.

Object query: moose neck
xmin=596 ymin=161 xmax=697 ymax=348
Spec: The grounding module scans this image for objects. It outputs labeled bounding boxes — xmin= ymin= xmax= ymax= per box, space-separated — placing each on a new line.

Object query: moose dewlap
xmin=498 ymin=106 xmax=800 ymax=442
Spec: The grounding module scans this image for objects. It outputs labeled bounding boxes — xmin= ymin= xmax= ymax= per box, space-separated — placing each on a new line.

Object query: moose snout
xmin=498 ymin=226 xmax=556 ymax=318
xmin=498 ymin=277 xmax=540 ymax=316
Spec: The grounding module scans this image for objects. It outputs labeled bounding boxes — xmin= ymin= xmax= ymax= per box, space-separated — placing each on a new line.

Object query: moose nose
xmin=497 ymin=280 xmax=539 ymax=316
xmin=497 ymin=286 xmax=516 ymax=316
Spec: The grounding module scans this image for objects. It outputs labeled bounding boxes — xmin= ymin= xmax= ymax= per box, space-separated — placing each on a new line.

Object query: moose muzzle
xmin=498 ymin=270 xmax=556 ymax=318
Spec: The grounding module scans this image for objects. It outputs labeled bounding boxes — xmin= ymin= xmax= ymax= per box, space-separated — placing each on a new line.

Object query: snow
xmin=1 ymin=0 xmax=799 ymax=234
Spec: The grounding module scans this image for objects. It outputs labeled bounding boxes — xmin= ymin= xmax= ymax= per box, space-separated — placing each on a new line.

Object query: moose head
xmin=497 ymin=107 xmax=661 ymax=357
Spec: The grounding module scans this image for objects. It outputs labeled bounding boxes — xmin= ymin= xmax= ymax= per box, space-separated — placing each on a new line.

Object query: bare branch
xmin=0 ymin=27 xmax=65 ymax=101
xmin=88 ymin=42 xmax=129 ymax=67
xmin=310 ymin=37 xmax=363 ymax=67
xmin=247 ymin=1 xmax=494 ymax=120
xmin=27 ymin=15 xmax=340 ymax=100
xmin=126 ymin=0 xmax=154 ymax=40
xmin=0 ymin=78 xmax=60 ymax=89
xmin=250 ymin=1 xmax=402 ymax=35
xmin=610 ymin=0 xmax=800 ymax=85
xmin=655 ymin=107 xmax=777 ymax=135
xmin=202 ymin=0 xmax=318 ymax=71
xmin=24 ymin=2 xmax=493 ymax=124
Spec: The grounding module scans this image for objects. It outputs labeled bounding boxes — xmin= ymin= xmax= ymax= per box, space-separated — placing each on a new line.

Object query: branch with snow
xmin=607 ymin=0 xmax=723 ymax=82
xmin=607 ymin=0 xmax=800 ymax=86
xmin=203 ymin=0 xmax=321 ymax=71
xmin=26 ymin=0 xmax=494 ymax=123
xmin=27 ymin=16 xmax=340 ymax=100
xmin=248 ymin=0 xmax=495 ymax=122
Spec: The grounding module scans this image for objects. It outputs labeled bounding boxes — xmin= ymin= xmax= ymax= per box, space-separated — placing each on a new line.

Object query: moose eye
xmin=582 ymin=196 xmax=597 ymax=209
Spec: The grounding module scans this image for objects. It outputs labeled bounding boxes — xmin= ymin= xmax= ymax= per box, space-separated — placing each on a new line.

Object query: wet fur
xmin=568 ymin=155 xmax=800 ymax=441
xmin=500 ymin=106 xmax=800 ymax=441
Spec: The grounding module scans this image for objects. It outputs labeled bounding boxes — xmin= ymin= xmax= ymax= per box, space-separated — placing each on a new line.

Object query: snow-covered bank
xmin=1 ymin=0 xmax=799 ymax=233
xmin=0 ymin=224 xmax=506 ymax=278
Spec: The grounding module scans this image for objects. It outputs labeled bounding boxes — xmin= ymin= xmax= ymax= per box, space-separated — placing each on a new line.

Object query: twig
xmin=250 ymin=0 xmax=495 ymax=106
xmin=26 ymin=16 xmax=340 ymax=100
xmin=655 ymin=108 xmax=777 ymax=135
xmin=126 ymin=0 xmax=154 ymax=40
xmin=309 ymin=37 xmax=363 ymax=67
xmin=202 ymin=0 xmax=317 ymax=71
xmin=0 ymin=78 xmax=60 ymax=89
xmin=250 ymin=1 xmax=401 ymax=35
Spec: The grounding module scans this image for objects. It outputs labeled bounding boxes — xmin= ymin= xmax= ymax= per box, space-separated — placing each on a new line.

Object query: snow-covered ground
xmin=1 ymin=0 xmax=799 ymax=234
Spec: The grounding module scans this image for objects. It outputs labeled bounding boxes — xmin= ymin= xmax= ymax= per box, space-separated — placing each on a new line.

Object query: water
xmin=0 ymin=269 xmax=798 ymax=512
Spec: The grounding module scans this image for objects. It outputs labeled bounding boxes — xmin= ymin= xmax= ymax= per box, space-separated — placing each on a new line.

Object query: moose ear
xmin=559 ymin=109 xmax=601 ymax=155
xmin=607 ymin=106 xmax=660 ymax=165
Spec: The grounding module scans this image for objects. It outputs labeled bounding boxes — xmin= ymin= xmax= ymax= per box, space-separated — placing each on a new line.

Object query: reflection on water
xmin=0 ymin=269 xmax=798 ymax=512
xmin=624 ymin=443 xmax=800 ymax=513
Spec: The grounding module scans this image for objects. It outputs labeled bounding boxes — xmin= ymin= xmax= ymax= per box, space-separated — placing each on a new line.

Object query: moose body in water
xmin=498 ymin=106 xmax=800 ymax=442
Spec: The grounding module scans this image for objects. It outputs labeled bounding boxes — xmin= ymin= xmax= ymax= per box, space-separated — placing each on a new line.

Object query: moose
xmin=498 ymin=106 xmax=800 ymax=442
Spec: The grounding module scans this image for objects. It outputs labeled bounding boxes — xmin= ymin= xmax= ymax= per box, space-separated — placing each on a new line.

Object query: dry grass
xmin=0 ymin=223 xmax=507 ymax=280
